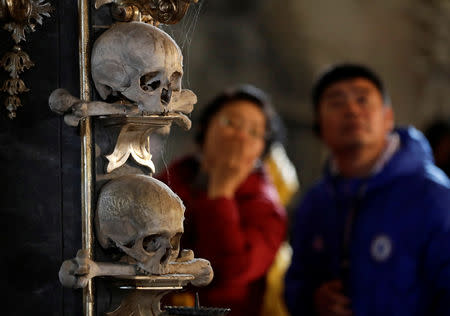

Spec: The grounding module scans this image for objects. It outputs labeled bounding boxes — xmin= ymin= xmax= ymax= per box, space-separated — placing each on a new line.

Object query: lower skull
xmin=95 ymin=174 xmax=185 ymax=275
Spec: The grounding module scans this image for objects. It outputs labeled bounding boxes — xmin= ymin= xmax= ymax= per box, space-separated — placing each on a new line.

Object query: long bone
xmin=59 ymin=249 xmax=213 ymax=289
xmin=48 ymin=88 xmax=196 ymax=128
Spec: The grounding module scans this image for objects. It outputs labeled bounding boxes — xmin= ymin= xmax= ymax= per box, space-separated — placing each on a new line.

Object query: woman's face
xmin=202 ymin=99 xmax=267 ymax=169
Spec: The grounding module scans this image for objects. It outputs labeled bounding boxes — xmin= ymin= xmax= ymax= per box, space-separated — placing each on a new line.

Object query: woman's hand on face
xmin=200 ymin=99 xmax=267 ymax=199
xmin=204 ymin=138 xmax=256 ymax=199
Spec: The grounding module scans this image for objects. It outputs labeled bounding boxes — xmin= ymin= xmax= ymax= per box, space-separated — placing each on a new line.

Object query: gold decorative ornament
xmin=95 ymin=0 xmax=198 ymax=24
xmin=4 ymin=95 xmax=21 ymax=118
xmin=2 ymin=77 xmax=30 ymax=95
xmin=0 ymin=0 xmax=52 ymax=119
xmin=110 ymin=3 xmax=141 ymax=22
xmin=1 ymin=46 xmax=34 ymax=78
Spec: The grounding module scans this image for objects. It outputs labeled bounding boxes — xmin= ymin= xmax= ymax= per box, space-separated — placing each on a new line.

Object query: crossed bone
xmin=59 ymin=248 xmax=213 ymax=289
xmin=49 ymin=88 xmax=196 ymax=129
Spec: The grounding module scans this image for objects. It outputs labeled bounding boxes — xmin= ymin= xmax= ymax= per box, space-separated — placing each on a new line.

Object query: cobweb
xmin=161 ymin=0 xmax=204 ymax=90
xmin=156 ymin=1 xmax=205 ymax=181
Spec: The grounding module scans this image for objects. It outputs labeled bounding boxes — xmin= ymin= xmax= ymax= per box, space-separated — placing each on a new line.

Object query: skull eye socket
xmin=170 ymin=72 xmax=181 ymax=82
xmin=143 ymin=234 xmax=162 ymax=252
xmin=140 ymin=72 xmax=161 ymax=91
xmin=170 ymin=72 xmax=182 ymax=91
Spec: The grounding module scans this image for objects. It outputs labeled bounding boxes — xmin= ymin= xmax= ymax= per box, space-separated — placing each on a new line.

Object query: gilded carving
xmin=2 ymin=77 xmax=30 ymax=95
xmin=0 ymin=0 xmax=52 ymax=118
xmin=1 ymin=46 xmax=34 ymax=78
xmin=95 ymin=0 xmax=198 ymax=24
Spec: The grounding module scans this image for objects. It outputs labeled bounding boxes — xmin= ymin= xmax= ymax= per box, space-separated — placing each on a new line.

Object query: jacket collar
xmin=329 ymin=132 xmax=400 ymax=177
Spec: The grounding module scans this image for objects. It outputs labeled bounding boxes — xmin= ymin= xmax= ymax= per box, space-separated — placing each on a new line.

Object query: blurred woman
xmin=157 ymin=84 xmax=287 ymax=316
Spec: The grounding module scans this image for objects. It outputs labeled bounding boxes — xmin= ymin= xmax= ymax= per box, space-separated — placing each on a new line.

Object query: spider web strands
xmin=157 ymin=1 xmax=204 ymax=177
xmin=161 ymin=0 xmax=204 ymax=91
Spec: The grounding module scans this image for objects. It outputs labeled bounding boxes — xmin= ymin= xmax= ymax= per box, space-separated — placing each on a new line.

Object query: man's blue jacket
xmin=285 ymin=127 xmax=450 ymax=315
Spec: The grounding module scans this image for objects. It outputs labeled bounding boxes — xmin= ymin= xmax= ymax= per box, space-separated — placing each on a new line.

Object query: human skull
xmin=95 ymin=174 xmax=185 ymax=275
xmin=91 ymin=22 xmax=183 ymax=113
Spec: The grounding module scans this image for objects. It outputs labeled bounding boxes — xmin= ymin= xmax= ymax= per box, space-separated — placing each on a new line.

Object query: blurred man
xmin=285 ymin=64 xmax=450 ymax=316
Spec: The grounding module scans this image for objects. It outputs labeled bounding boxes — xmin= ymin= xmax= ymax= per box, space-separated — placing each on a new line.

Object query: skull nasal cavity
xmin=161 ymin=88 xmax=172 ymax=105
xmin=160 ymin=251 xmax=169 ymax=264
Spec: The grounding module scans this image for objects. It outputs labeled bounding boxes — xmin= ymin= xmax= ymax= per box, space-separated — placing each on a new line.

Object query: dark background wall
xmin=0 ymin=0 xmax=82 ymax=314
xmin=0 ymin=0 xmax=448 ymax=314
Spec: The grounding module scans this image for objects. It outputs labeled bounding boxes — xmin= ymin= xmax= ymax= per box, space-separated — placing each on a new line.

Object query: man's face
xmin=317 ymin=78 xmax=394 ymax=153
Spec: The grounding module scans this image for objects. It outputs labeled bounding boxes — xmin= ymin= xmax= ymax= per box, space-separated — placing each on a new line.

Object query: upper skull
xmin=91 ymin=22 xmax=183 ymax=113
xmin=95 ymin=174 xmax=185 ymax=275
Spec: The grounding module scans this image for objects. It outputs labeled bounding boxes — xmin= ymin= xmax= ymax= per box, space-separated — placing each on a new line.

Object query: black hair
xmin=311 ymin=63 xmax=390 ymax=135
xmin=195 ymin=84 xmax=285 ymax=158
